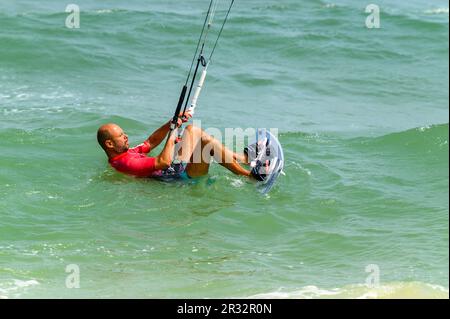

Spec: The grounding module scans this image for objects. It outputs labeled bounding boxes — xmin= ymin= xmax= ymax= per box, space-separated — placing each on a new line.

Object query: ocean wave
xmin=424 ymin=8 xmax=449 ymax=15
xmin=246 ymin=282 xmax=449 ymax=299
xmin=282 ymin=123 xmax=449 ymax=150
xmin=0 ymin=279 xmax=40 ymax=299
xmin=382 ymin=9 xmax=448 ymax=31
xmin=323 ymin=4 xmax=337 ymax=9
xmin=352 ymin=123 xmax=449 ymax=153
xmin=94 ymin=9 xmax=122 ymax=14
xmin=2 ymin=7 xmax=199 ymax=22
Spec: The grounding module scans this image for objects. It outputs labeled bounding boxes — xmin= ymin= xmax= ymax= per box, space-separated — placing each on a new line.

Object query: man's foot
xmin=234 ymin=152 xmax=249 ymax=165
xmin=249 ymin=161 xmax=266 ymax=181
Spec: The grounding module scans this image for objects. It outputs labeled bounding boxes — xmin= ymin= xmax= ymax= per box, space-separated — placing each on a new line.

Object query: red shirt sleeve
xmin=109 ymin=141 xmax=158 ymax=177
xmin=122 ymin=156 xmax=156 ymax=177
xmin=129 ymin=141 xmax=151 ymax=154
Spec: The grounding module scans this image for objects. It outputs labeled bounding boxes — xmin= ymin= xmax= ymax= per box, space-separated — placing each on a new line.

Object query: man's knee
xmin=186 ymin=124 xmax=206 ymax=135
xmin=201 ymin=132 xmax=214 ymax=144
xmin=183 ymin=124 xmax=212 ymax=143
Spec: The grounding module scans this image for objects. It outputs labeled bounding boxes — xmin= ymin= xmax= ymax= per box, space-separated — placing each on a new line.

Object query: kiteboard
xmin=245 ymin=129 xmax=285 ymax=195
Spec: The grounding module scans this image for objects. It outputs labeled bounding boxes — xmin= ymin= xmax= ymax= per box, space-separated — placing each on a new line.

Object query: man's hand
xmin=169 ymin=117 xmax=183 ymax=128
xmin=179 ymin=110 xmax=193 ymax=123
xmin=176 ymin=117 xmax=183 ymax=128
xmin=169 ymin=110 xmax=193 ymax=129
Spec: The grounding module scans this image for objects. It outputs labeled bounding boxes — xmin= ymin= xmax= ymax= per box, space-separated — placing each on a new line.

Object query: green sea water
xmin=0 ymin=0 xmax=448 ymax=298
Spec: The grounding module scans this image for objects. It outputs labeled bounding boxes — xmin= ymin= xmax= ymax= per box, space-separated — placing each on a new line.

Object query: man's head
xmin=97 ymin=123 xmax=129 ymax=156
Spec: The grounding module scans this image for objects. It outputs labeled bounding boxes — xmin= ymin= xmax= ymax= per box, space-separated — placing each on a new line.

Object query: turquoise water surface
xmin=0 ymin=0 xmax=448 ymax=298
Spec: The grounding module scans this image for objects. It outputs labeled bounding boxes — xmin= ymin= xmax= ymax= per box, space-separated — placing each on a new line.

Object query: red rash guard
xmin=109 ymin=141 xmax=160 ymax=177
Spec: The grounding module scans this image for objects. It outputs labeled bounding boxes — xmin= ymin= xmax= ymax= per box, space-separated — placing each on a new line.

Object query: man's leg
xmin=177 ymin=125 xmax=251 ymax=178
xmin=177 ymin=125 xmax=210 ymax=178
xmin=234 ymin=152 xmax=249 ymax=164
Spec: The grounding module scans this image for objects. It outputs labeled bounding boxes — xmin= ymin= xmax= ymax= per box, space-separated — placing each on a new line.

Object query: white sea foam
xmin=230 ymin=179 xmax=244 ymax=188
xmin=418 ymin=125 xmax=432 ymax=132
xmin=13 ymin=279 xmax=39 ymax=288
xmin=0 ymin=279 xmax=40 ymax=298
xmin=40 ymin=92 xmax=74 ymax=100
xmin=95 ymin=9 xmax=115 ymax=14
xmin=424 ymin=8 xmax=449 ymax=15
xmin=2 ymin=106 xmax=71 ymax=117
xmin=246 ymin=282 xmax=449 ymax=299
xmin=248 ymin=286 xmax=340 ymax=299
xmin=289 ymin=161 xmax=312 ymax=176
xmin=16 ymin=93 xmax=31 ymax=100
xmin=323 ymin=3 xmax=336 ymax=9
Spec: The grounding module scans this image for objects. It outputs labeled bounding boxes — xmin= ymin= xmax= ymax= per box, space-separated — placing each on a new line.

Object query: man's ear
xmin=105 ymin=140 xmax=114 ymax=149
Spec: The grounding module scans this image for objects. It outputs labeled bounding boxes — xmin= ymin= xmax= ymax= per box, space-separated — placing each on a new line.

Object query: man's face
xmin=107 ymin=125 xmax=129 ymax=153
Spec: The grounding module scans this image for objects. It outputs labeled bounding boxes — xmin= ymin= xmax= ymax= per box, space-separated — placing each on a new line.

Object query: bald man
xmin=97 ymin=118 xmax=251 ymax=180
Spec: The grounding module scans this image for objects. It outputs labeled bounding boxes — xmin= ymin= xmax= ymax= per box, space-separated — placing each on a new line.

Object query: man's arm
xmin=146 ymin=120 xmax=171 ymax=151
xmin=154 ymin=129 xmax=177 ymax=170
xmin=147 ymin=112 xmax=192 ymax=151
